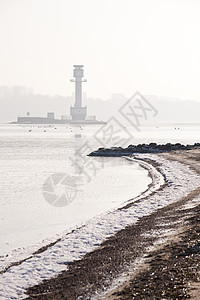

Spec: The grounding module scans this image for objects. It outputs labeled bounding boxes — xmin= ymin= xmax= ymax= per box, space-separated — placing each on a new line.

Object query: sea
xmin=0 ymin=123 xmax=199 ymax=259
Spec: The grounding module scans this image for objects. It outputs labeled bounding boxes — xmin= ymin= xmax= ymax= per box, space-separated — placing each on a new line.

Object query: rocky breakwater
xmin=88 ymin=142 xmax=200 ymax=157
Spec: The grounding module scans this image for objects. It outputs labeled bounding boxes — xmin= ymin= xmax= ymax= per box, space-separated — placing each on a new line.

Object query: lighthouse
xmin=70 ymin=65 xmax=87 ymax=120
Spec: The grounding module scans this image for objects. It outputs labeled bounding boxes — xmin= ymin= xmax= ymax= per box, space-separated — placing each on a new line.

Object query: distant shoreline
xmin=11 ymin=118 xmax=106 ymax=125
xmin=89 ymin=142 xmax=200 ymax=156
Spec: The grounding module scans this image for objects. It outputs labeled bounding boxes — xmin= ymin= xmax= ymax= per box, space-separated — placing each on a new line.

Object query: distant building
xmin=47 ymin=112 xmax=54 ymax=119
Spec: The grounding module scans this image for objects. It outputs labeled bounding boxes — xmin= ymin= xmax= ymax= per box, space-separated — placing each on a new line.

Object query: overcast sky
xmin=1 ymin=0 xmax=200 ymax=100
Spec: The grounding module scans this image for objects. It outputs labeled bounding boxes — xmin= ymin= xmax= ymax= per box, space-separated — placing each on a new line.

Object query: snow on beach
xmin=0 ymin=154 xmax=200 ymax=299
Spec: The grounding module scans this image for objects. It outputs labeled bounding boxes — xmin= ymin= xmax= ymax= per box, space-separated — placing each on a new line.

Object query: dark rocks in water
xmin=194 ymin=142 xmax=200 ymax=147
xmin=149 ymin=142 xmax=157 ymax=147
xmin=88 ymin=142 xmax=200 ymax=156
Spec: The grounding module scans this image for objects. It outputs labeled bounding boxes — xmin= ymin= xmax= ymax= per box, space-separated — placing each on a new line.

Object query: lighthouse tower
xmin=70 ymin=65 xmax=87 ymax=120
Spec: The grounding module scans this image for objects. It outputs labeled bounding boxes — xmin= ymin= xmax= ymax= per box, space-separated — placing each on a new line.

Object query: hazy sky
xmin=1 ymin=0 xmax=200 ymax=100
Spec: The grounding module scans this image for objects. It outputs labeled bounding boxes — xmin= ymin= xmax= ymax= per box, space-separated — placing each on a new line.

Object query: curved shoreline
xmin=121 ymin=156 xmax=165 ymax=207
xmin=0 ymin=157 xmax=162 ymax=275
xmin=1 ymin=152 xmax=200 ymax=299
xmin=0 ymin=157 xmax=158 ymax=275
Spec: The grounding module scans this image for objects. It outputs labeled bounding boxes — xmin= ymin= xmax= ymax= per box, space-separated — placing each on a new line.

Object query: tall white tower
xmin=70 ymin=65 xmax=87 ymax=120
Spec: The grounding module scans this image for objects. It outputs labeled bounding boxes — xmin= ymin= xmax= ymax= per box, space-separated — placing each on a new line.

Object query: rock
xmin=88 ymin=142 xmax=200 ymax=156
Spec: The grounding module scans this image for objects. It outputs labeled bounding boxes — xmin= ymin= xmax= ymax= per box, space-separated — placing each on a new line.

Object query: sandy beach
xmin=23 ymin=149 xmax=200 ymax=299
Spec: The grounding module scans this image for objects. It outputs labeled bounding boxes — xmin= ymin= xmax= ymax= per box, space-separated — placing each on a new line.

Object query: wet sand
xmin=27 ymin=150 xmax=200 ymax=299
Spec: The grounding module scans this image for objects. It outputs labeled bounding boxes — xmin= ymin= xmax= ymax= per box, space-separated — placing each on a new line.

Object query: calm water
xmin=0 ymin=124 xmax=149 ymax=256
xmin=0 ymin=123 xmax=199 ymax=256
